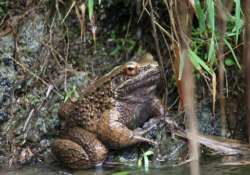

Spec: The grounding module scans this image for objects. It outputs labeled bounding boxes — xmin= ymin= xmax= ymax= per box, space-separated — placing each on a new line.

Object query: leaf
xmin=234 ymin=0 xmax=241 ymax=43
xmin=73 ymin=85 xmax=79 ymax=99
xmin=111 ymin=31 xmax=116 ymax=39
xmin=194 ymin=0 xmax=205 ymax=32
xmin=143 ymin=153 xmax=149 ymax=172
xmin=112 ymin=171 xmax=129 ymax=175
xmin=189 ymin=49 xmax=214 ymax=75
xmin=88 ymin=0 xmax=94 ymax=20
xmin=212 ymin=73 xmax=216 ymax=115
xmin=76 ymin=3 xmax=86 ymax=41
xmin=178 ymin=51 xmax=185 ymax=80
xmin=64 ymin=91 xmax=72 ymax=103
xmin=224 ymin=38 xmax=241 ymax=69
xmin=189 ymin=52 xmax=202 ymax=71
xmin=110 ymin=46 xmax=121 ymax=56
xmin=137 ymin=157 xmax=142 ymax=168
xmin=0 ymin=7 xmax=4 ymax=13
xmin=144 ymin=150 xmax=154 ymax=156
xmin=64 ymin=85 xmax=79 ymax=102
xmin=206 ymin=0 xmax=215 ymax=32
xmin=207 ymin=35 xmax=215 ymax=64
xmin=224 ymin=58 xmax=235 ymax=66
xmin=143 ymin=150 xmax=153 ymax=172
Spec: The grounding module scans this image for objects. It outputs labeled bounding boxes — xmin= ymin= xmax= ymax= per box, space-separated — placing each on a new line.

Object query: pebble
xmin=2 ymin=57 xmax=13 ymax=66
xmin=0 ymin=77 xmax=11 ymax=88
xmin=40 ymin=139 xmax=51 ymax=148
xmin=0 ymin=112 xmax=9 ymax=123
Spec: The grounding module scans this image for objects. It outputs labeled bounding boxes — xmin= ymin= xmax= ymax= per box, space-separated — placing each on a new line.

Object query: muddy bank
xmin=0 ymin=0 xmax=247 ymax=169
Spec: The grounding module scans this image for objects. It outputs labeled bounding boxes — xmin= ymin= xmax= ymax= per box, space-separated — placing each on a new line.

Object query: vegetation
xmin=0 ymin=0 xmax=250 ymax=174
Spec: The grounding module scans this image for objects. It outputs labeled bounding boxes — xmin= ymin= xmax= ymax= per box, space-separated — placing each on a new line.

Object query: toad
xmin=52 ymin=54 xmax=167 ymax=169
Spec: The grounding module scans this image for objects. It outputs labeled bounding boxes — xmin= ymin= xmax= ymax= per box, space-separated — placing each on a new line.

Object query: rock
xmin=27 ymin=130 xmax=41 ymax=143
xmin=197 ymin=99 xmax=221 ymax=135
xmin=0 ymin=12 xmax=47 ymax=167
xmin=0 ymin=112 xmax=9 ymax=123
xmin=40 ymin=139 xmax=51 ymax=148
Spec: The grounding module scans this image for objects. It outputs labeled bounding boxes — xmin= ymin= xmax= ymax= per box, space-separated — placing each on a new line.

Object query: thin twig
xmin=61 ymin=1 xmax=76 ymax=24
xmin=64 ymin=26 xmax=70 ymax=91
xmin=148 ymin=0 xmax=168 ymax=116
xmin=22 ymin=109 xmax=35 ymax=132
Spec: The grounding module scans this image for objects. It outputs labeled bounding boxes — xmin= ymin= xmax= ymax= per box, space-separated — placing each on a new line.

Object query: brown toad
xmin=52 ymin=54 xmax=166 ymax=169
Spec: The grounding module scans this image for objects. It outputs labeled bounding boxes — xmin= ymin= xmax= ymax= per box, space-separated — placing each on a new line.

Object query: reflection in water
xmin=1 ymin=160 xmax=250 ymax=175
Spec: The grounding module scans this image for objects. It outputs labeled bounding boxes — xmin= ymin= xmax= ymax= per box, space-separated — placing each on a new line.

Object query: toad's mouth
xmin=115 ymin=67 xmax=161 ymax=97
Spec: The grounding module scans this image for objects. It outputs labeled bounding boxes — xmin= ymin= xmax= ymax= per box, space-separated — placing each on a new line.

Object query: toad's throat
xmin=115 ymin=69 xmax=161 ymax=97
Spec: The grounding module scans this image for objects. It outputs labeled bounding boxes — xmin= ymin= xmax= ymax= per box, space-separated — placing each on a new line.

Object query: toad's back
xmin=58 ymin=82 xmax=114 ymax=133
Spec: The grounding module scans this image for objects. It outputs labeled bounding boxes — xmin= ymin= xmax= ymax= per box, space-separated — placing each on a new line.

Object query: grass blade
xmin=143 ymin=150 xmax=153 ymax=172
xmin=224 ymin=38 xmax=242 ymax=69
xmin=234 ymin=0 xmax=241 ymax=43
xmin=206 ymin=0 xmax=215 ymax=32
xmin=208 ymin=35 xmax=215 ymax=64
xmin=212 ymin=73 xmax=216 ymax=114
xmin=88 ymin=0 xmax=94 ymax=20
xmin=189 ymin=49 xmax=214 ymax=75
xmin=194 ymin=0 xmax=205 ymax=32
xmin=137 ymin=157 xmax=142 ymax=168
xmin=112 ymin=171 xmax=129 ymax=175
xmin=178 ymin=51 xmax=185 ymax=80
xmin=143 ymin=153 xmax=149 ymax=172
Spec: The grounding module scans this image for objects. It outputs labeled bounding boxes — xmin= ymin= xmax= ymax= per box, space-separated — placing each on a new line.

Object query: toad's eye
xmin=124 ymin=62 xmax=139 ymax=76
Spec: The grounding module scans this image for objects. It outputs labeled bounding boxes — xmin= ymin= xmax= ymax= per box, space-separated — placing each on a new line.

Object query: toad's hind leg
xmin=52 ymin=127 xmax=108 ymax=169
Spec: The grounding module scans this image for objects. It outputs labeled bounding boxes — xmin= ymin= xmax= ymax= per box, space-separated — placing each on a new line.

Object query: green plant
xmin=0 ymin=0 xmax=8 ymax=19
xmin=112 ymin=171 xmax=130 ymax=175
xmin=137 ymin=149 xmax=154 ymax=172
xmin=25 ymin=94 xmax=41 ymax=106
xmin=189 ymin=0 xmax=243 ymax=74
xmin=110 ymin=31 xmax=136 ymax=56
xmin=64 ymin=85 xmax=79 ymax=102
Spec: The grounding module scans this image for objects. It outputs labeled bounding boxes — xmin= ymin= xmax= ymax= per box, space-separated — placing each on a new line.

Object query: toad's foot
xmin=132 ymin=134 xmax=158 ymax=146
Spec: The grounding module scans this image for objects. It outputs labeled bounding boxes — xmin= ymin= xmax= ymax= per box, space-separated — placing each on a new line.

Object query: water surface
xmin=1 ymin=159 xmax=250 ymax=175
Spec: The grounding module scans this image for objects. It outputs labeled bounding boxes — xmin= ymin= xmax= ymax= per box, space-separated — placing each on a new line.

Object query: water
xmin=1 ymin=160 xmax=250 ymax=175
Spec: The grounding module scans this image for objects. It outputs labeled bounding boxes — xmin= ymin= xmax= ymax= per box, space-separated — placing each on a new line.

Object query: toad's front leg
xmin=97 ymin=109 xmax=157 ymax=149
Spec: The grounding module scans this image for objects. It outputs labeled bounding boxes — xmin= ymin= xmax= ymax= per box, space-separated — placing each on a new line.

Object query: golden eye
xmin=124 ymin=62 xmax=139 ymax=76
